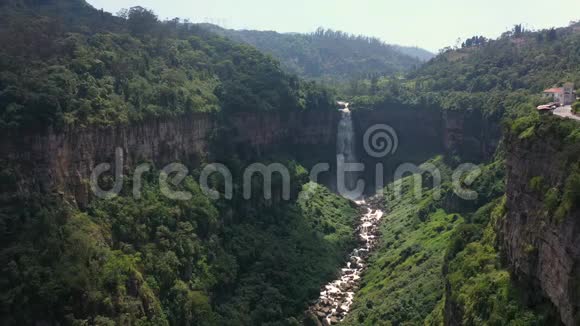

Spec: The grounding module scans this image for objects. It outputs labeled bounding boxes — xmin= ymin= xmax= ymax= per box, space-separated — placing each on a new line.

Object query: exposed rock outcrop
xmin=1 ymin=105 xmax=498 ymax=206
xmin=501 ymin=130 xmax=580 ymax=326
xmin=0 ymin=111 xmax=339 ymax=206
xmin=352 ymin=106 xmax=500 ymax=194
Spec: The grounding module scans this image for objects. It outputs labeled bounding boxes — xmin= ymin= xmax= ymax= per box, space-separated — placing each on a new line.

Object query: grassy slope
xmin=343 ymin=173 xmax=464 ymax=325
xmin=343 ymin=155 xmax=550 ymax=325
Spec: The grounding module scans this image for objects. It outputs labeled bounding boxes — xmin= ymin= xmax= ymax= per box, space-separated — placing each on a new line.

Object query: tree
xmin=513 ymin=24 xmax=524 ymax=36
xmin=126 ymin=6 xmax=158 ymax=37
xmin=547 ymin=28 xmax=558 ymax=42
xmin=573 ymin=102 xmax=580 ymax=114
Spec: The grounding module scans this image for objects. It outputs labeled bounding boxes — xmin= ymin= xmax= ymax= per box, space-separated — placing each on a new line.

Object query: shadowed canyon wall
xmin=0 ymin=111 xmax=339 ymax=206
xmin=501 ymin=129 xmax=580 ymax=326
xmin=0 ymin=107 xmax=500 ymax=205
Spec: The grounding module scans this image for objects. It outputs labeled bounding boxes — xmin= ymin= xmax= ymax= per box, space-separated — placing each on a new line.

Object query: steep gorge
xmin=3 ymin=104 xmax=579 ymax=326
xmin=1 ymin=105 xmax=495 ymax=203
xmin=0 ymin=110 xmax=339 ymax=205
xmin=2 ymin=1 xmax=580 ymax=325
xmin=501 ymin=119 xmax=580 ymax=326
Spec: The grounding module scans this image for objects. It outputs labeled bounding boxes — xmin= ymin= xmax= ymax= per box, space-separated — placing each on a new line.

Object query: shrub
xmin=544 ymin=188 xmax=561 ymax=213
xmin=555 ymin=166 xmax=580 ymax=223
xmin=519 ymin=125 xmax=536 ymax=140
xmin=528 ymin=176 xmax=545 ymax=193
xmin=572 ymin=101 xmax=580 ymax=115
xmin=510 ymin=114 xmax=540 ymax=135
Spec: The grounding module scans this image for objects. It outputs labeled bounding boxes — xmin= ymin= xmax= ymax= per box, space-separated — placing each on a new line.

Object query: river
xmin=308 ymin=199 xmax=384 ymax=324
xmin=306 ymin=102 xmax=385 ymax=324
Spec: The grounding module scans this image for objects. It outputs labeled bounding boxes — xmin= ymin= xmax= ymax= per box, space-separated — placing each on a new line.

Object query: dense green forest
xmin=0 ymin=163 xmax=359 ymax=325
xmin=1 ymin=0 xmax=579 ymax=325
xmin=201 ymin=24 xmax=432 ymax=82
xmin=0 ymin=0 xmax=334 ymax=129
xmin=341 ymin=22 xmax=580 ymax=122
xmin=0 ymin=1 xmax=354 ymax=325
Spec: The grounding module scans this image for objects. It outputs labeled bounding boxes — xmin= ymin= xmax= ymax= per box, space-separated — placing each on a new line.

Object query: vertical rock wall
xmin=502 ymin=131 xmax=580 ymax=326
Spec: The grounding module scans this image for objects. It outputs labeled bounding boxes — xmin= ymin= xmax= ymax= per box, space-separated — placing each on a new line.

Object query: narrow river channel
xmin=308 ymin=199 xmax=384 ymax=325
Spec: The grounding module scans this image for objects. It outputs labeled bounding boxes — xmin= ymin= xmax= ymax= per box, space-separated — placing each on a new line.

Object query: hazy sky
xmin=87 ymin=0 xmax=580 ymax=52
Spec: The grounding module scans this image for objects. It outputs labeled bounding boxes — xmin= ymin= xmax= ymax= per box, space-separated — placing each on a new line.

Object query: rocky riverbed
xmin=306 ymin=197 xmax=385 ymax=325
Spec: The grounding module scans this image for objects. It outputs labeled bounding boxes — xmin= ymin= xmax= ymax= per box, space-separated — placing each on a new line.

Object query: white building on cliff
xmin=543 ymin=83 xmax=575 ymax=105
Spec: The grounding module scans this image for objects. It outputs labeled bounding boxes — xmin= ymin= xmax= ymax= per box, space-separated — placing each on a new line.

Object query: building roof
xmin=544 ymin=87 xmax=563 ymax=94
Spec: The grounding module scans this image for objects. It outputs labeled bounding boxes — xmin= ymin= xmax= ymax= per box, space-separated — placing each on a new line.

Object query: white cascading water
xmin=308 ymin=201 xmax=384 ymax=325
xmin=308 ymin=103 xmax=385 ymax=325
xmin=336 ymin=104 xmax=358 ymax=198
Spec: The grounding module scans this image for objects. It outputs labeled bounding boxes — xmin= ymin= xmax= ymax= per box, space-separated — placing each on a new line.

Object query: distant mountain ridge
xmin=392 ymin=44 xmax=435 ymax=62
xmin=199 ymin=24 xmax=435 ymax=81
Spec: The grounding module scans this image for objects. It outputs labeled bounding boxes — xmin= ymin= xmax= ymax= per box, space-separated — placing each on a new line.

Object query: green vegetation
xmin=343 ymin=160 xmax=464 ymax=325
xmin=509 ymin=112 xmax=580 ymax=143
xmin=0 ymin=163 xmax=358 ymax=325
xmin=412 ymin=24 xmax=580 ymax=93
xmin=201 ymin=25 xmax=431 ymax=82
xmin=214 ymin=182 xmax=358 ymax=325
xmin=508 ymin=115 xmax=580 ymax=225
xmin=544 ymin=188 xmax=561 ymax=214
xmin=528 ymin=176 xmax=545 ymax=193
xmin=573 ymin=101 xmax=580 ymax=115
xmin=1 ymin=1 xmax=579 ymax=325
xmin=444 ymin=198 xmax=549 ymax=325
xmin=0 ymin=195 xmax=168 ymax=325
xmin=342 ymin=153 xmax=554 ymax=325
xmin=0 ymin=1 xmax=334 ymax=129
xmin=554 ymin=164 xmax=580 ymax=223
xmin=342 ymin=23 xmax=580 ymax=137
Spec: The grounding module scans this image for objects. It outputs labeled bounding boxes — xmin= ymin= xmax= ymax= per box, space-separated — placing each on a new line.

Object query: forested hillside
xmin=392 ymin=44 xmax=435 ymax=62
xmin=340 ymin=22 xmax=580 ymax=326
xmin=1 ymin=0 xmax=579 ymax=325
xmin=0 ymin=1 xmax=356 ymax=325
xmin=200 ymin=24 xmax=432 ymax=81
xmin=0 ymin=0 xmax=334 ymax=130
xmin=413 ymin=23 xmax=580 ymax=93
xmin=1 ymin=164 xmax=360 ymax=325
xmin=345 ymin=22 xmax=580 ymax=112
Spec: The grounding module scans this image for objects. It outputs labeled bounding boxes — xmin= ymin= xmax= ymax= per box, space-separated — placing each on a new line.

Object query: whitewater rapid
xmin=308 ymin=200 xmax=384 ymax=324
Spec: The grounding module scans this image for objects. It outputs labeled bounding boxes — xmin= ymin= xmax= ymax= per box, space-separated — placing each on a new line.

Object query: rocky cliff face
xmin=443 ymin=109 xmax=502 ymax=162
xmin=0 ymin=106 xmax=496 ymax=205
xmin=0 ymin=111 xmax=339 ymax=206
xmin=353 ymin=107 xmax=444 ymax=193
xmin=352 ymin=106 xmax=500 ymax=194
xmin=501 ymin=131 xmax=580 ymax=326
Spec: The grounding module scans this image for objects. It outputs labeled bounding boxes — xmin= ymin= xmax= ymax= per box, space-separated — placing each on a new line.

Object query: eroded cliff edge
xmin=0 ymin=106 xmax=502 ymax=206
xmin=0 ymin=111 xmax=339 ymax=206
xmin=502 ymin=120 xmax=580 ymax=326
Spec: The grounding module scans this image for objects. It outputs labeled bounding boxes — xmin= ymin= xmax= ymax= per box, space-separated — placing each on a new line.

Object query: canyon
xmin=0 ymin=105 xmax=499 ymax=205
xmin=502 ymin=128 xmax=580 ymax=326
xmin=0 ymin=110 xmax=337 ymax=206
xmin=3 ymin=104 xmax=577 ymax=325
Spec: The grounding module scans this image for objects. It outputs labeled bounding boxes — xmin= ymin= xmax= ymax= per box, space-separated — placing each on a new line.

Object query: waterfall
xmin=306 ymin=102 xmax=386 ymax=324
xmin=337 ymin=104 xmax=358 ymax=198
